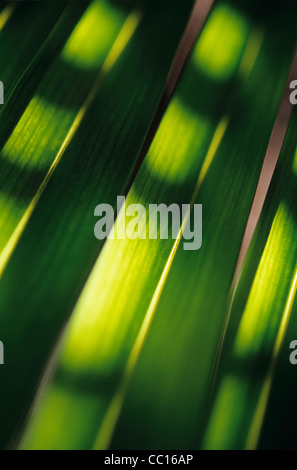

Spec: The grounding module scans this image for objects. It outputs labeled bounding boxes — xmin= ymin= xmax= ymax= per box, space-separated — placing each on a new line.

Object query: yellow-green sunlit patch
xmin=21 ymin=384 xmax=106 ymax=450
xmin=1 ymin=97 xmax=72 ymax=171
xmin=62 ymin=1 xmax=123 ymax=68
xmin=59 ymin=190 xmax=164 ymax=374
xmin=0 ymin=3 xmax=16 ymax=31
xmin=234 ymin=203 xmax=296 ymax=358
xmin=0 ymin=196 xmax=27 ymax=252
xmin=194 ymin=3 xmax=249 ymax=80
xmin=203 ymin=375 xmax=247 ymax=449
xmin=62 ymin=1 xmax=125 ymax=69
xmin=246 ymin=267 xmax=297 ymax=450
xmin=145 ymin=98 xmax=209 ymax=184
xmin=202 ymin=202 xmax=297 ymax=450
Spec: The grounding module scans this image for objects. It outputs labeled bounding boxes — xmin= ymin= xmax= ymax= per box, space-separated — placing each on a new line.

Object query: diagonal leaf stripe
xmin=0 ymin=1 xmax=90 ymax=153
xmin=20 ymin=0 xmax=252 ymax=450
xmin=107 ymin=7 xmax=297 ymax=450
xmin=0 ymin=0 xmax=295 ymax=452
xmin=0 ymin=0 xmax=194 ymax=448
xmin=0 ymin=0 xmax=129 ymax=264
xmin=202 ymin=108 xmax=297 ymax=450
xmin=0 ymin=1 xmax=67 ymax=106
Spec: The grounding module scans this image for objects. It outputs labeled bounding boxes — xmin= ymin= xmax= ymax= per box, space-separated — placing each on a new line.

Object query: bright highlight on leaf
xmin=62 ymin=1 xmax=125 ymax=69
xmin=0 ymin=3 xmax=15 ymax=31
xmin=194 ymin=2 xmax=249 ymax=79
xmin=203 ymin=110 xmax=297 ymax=450
xmin=234 ymin=203 xmax=296 ymax=357
xmin=1 ymin=97 xmax=72 ymax=172
xmin=145 ymin=99 xmax=209 ymax=183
